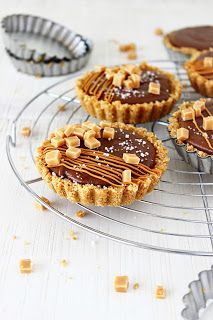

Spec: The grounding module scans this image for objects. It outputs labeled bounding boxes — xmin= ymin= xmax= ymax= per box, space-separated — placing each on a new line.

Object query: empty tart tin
xmin=1 ymin=14 xmax=93 ymax=76
xmin=182 ymin=265 xmax=213 ymax=320
xmin=168 ymin=99 xmax=213 ymax=174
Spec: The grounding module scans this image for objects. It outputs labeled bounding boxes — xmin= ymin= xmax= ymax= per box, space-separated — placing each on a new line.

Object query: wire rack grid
xmin=6 ymin=55 xmax=213 ymax=257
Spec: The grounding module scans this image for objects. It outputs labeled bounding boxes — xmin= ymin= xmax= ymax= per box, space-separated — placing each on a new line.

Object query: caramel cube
xmin=21 ymin=126 xmax=31 ymax=137
xmin=66 ymin=147 xmax=81 ymax=159
xmin=123 ymin=153 xmax=140 ymax=164
xmin=19 ymin=259 xmax=32 ymax=273
xmin=84 ymin=137 xmax=101 ymax=149
xmin=124 ymin=64 xmax=140 ymax=75
xmin=45 ymin=150 xmax=62 ymax=166
xmin=88 ymin=124 xmax=101 ymax=138
xmin=48 ymin=132 xmax=55 ymax=140
xmin=148 ymin=82 xmax=160 ymax=95
xmin=81 ymin=121 xmax=94 ymax=130
xmin=73 ymin=127 xmax=86 ymax=139
xmin=102 ymin=127 xmax=115 ymax=139
xmin=124 ymin=74 xmax=141 ymax=89
xmin=155 ymin=286 xmax=166 ymax=299
xmin=100 ymin=120 xmax=111 ymax=128
xmin=203 ymin=116 xmax=213 ymax=131
xmin=84 ymin=130 xmax=96 ymax=140
xmin=193 ymin=104 xmax=202 ymax=117
xmin=193 ymin=100 xmax=206 ymax=111
xmin=65 ymin=136 xmax=80 ymax=148
xmin=55 ymin=128 xmax=64 ymax=138
xmin=64 ymin=125 xmax=75 ymax=137
xmin=114 ymin=276 xmax=129 ymax=293
xmin=181 ymin=109 xmax=193 ymax=121
xmin=119 ymin=43 xmax=136 ymax=52
xmin=203 ymin=57 xmax=213 ymax=68
xmin=127 ymin=50 xmax=137 ymax=60
xmin=51 ymin=137 xmax=65 ymax=148
xmin=122 ymin=169 xmax=132 ymax=183
xmin=177 ymin=127 xmax=189 ymax=141
xmin=113 ymin=71 xmax=126 ymax=87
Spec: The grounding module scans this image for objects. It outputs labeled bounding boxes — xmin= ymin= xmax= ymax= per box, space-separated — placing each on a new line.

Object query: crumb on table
xmin=57 ymin=105 xmax=67 ymax=112
xmin=114 ymin=275 xmax=129 ymax=292
xmin=69 ymin=230 xmax=78 ymax=240
xmin=19 ymin=259 xmax=32 ymax=273
xmin=34 ymin=196 xmax=51 ymax=211
xmin=60 ymin=259 xmax=69 ymax=267
xmin=154 ymin=28 xmax=164 ymax=36
xmin=21 ymin=127 xmax=31 ymax=137
xmin=75 ymin=210 xmax=87 ymax=218
xmin=155 ymin=285 xmax=166 ymax=299
xmin=133 ymin=282 xmax=139 ymax=290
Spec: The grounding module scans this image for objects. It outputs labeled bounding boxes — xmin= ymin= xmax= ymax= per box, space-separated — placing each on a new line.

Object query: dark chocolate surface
xmin=168 ymin=26 xmax=213 ymax=51
xmin=50 ymin=128 xmax=156 ymax=186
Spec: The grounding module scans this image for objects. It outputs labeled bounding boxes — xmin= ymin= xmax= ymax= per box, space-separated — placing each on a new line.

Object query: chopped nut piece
xmin=73 ymin=127 xmax=86 ymax=139
xmin=57 ymin=104 xmax=66 ymax=112
xmin=203 ymin=57 xmax=213 ymax=68
xmin=84 ymin=130 xmax=96 ymax=140
xmin=114 ymin=276 xmax=129 ymax=292
xmin=100 ymin=120 xmax=111 ymax=128
xmin=19 ymin=259 xmax=32 ymax=273
xmin=177 ymin=128 xmax=189 ymax=142
xmin=148 ymin=82 xmax=160 ymax=95
xmin=193 ymin=100 xmax=206 ymax=111
xmin=35 ymin=196 xmax=51 ymax=211
xmin=181 ymin=108 xmax=193 ymax=121
xmin=84 ymin=137 xmax=101 ymax=149
xmin=119 ymin=43 xmax=136 ymax=52
xmin=155 ymin=285 xmax=166 ymax=299
xmin=75 ymin=210 xmax=87 ymax=218
xmin=203 ymin=116 xmax=213 ymax=131
xmin=123 ymin=153 xmax=140 ymax=164
xmin=60 ymin=259 xmax=68 ymax=267
xmin=66 ymin=147 xmax=81 ymax=159
xmin=21 ymin=127 xmax=31 ymax=137
xmin=102 ymin=127 xmax=115 ymax=139
xmin=122 ymin=169 xmax=132 ymax=183
xmin=127 ymin=50 xmax=137 ymax=60
xmin=133 ymin=282 xmax=139 ymax=290
xmin=154 ymin=28 xmax=164 ymax=36
xmin=51 ymin=137 xmax=65 ymax=148
xmin=65 ymin=136 xmax=80 ymax=148
xmin=113 ymin=71 xmax=126 ymax=87
xmin=45 ymin=150 xmax=62 ymax=166
xmin=55 ymin=128 xmax=65 ymax=138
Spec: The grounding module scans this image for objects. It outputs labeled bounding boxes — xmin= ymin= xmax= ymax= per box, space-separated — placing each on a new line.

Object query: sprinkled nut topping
xmin=66 ymin=147 xmax=81 ymax=159
xmin=84 ymin=137 xmax=101 ymax=149
xmin=177 ymin=127 xmax=189 ymax=142
xmin=51 ymin=137 xmax=65 ymax=148
xmin=82 ymin=121 xmax=94 ymax=130
xmin=155 ymin=285 xmax=166 ymax=299
xmin=181 ymin=108 xmax=193 ymax=121
xmin=21 ymin=126 xmax=31 ymax=137
xmin=45 ymin=150 xmax=62 ymax=166
xmin=65 ymin=136 xmax=80 ymax=148
xmin=203 ymin=56 xmax=213 ymax=68
xmin=123 ymin=153 xmax=140 ymax=164
xmin=102 ymin=127 xmax=115 ymax=139
xmin=114 ymin=276 xmax=129 ymax=292
xmin=203 ymin=116 xmax=213 ymax=131
xmin=19 ymin=259 xmax=32 ymax=273
xmin=148 ymin=82 xmax=160 ymax=95
xmin=122 ymin=169 xmax=132 ymax=183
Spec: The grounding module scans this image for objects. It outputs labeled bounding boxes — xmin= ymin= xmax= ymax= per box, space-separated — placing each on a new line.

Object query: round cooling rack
xmin=6 ymin=60 xmax=213 ymax=256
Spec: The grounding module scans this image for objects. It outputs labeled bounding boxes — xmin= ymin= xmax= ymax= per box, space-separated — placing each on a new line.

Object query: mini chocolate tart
xmin=76 ymin=62 xmax=181 ymax=124
xmin=164 ymin=26 xmax=213 ymax=57
xmin=36 ymin=121 xmax=168 ymax=206
xmin=168 ymin=98 xmax=213 ymax=174
xmin=185 ymin=49 xmax=213 ymax=97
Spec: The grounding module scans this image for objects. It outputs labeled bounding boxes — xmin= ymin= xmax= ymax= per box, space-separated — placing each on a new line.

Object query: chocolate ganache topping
xmin=49 ymin=128 xmax=156 ymax=186
xmin=82 ymin=69 xmax=171 ymax=105
xmin=179 ymin=99 xmax=213 ymax=155
xmin=168 ymin=26 xmax=213 ymax=51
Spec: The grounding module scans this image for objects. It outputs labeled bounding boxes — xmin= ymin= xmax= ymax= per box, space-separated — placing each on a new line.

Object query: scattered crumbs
xmin=133 ymin=282 xmax=139 ymax=290
xmin=35 ymin=73 xmax=42 ymax=79
xmin=58 ymin=104 xmax=67 ymax=112
xmin=154 ymin=28 xmax=164 ymax=36
xmin=127 ymin=50 xmax=138 ymax=60
xmin=24 ymin=241 xmax=31 ymax=246
xmin=34 ymin=196 xmax=51 ymax=211
xmin=119 ymin=42 xmax=136 ymax=52
xmin=12 ymin=235 xmax=17 ymax=240
xmin=19 ymin=259 xmax=32 ymax=274
xmin=155 ymin=285 xmax=166 ymax=299
xmin=114 ymin=275 xmax=129 ymax=293
xmin=69 ymin=230 xmax=78 ymax=240
xmin=21 ymin=127 xmax=31 ymax=137
xmin=75 ymin=210 xmax=87 ymax=218
xmin=60 ymin=259 xmax=69 ymax=268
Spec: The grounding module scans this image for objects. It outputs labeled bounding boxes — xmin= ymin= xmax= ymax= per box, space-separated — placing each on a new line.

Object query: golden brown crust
xmin=76 ymin=62 xmax=181 ymax=124
xmin=36 ymin=123 xmax=169 ymax=206
xmin=184 ymin=51 xmax=213 ymax=98
xmin=164 ymin=34 xmax=200 ymax=56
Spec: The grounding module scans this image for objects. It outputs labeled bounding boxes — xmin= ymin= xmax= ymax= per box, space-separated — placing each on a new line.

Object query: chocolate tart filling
xmin=82 ymin=70 xmax=171 ymax=105
xmin=50 ymin=128 xmax=156 ymax=186
xmin=178 ymin=99 xmax=213 ymax=155
xmin=168 ymin=26 xmax=213 ymax=51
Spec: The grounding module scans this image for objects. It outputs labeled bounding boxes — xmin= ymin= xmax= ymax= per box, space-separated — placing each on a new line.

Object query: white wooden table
xmin=1 ymin=1 xmax=213 ymax=319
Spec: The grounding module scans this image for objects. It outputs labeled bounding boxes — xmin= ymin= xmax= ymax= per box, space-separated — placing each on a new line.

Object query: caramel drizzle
xmin=43 ymin=146 xmax=159 ymax=187
xmin=193 ymin=60 xmax=213 ymax=80
xmin=82 ymin=71 xmax=115 ymax=103
xmin=190 ymin=106 xmax=213 ymax=150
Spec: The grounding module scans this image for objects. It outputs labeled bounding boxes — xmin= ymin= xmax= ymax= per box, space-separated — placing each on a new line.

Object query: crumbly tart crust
xmin=36 ymin=122 xmax=168 ymax=206
xmin=76 ymin=62 xmax=181 ymax=124
xmin=164 ymin=34 xmax=199 ymax=56
xmin=184 ymin=50 xmax=213 ymax=98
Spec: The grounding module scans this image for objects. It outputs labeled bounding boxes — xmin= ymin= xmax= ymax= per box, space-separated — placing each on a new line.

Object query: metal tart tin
xmin=170 ymin=137 xmax=213 ymax=175
xmin=1 ymin=14 xmax=92 ymax=76
xmin=182 ymin=265 xmax=213 ymax=320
